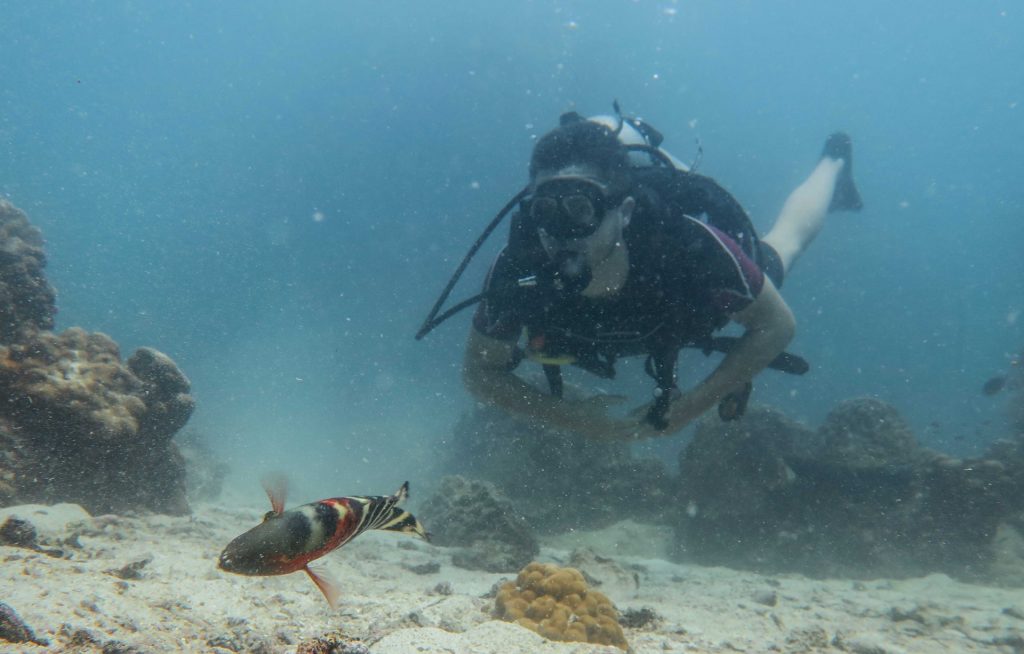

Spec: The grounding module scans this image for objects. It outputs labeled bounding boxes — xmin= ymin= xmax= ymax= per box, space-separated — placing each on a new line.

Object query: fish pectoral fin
xmin=305 ymin=565 xmax=341 ymax=609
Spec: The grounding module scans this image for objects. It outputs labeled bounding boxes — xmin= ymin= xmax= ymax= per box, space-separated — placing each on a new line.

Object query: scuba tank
xmin=587 ymin=113 xmax=693 ymax=172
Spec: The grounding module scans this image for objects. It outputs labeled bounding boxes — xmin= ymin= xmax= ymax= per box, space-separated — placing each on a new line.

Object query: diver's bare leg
xmin=762 ymin=158 xmax=844 ymax=274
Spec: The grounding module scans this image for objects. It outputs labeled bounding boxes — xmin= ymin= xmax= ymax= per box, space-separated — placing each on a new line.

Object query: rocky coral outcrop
xmin=0 ymin=200 xmax=193 ymax=515
xmin=673 ymin=398 xmax=1024 ymax=580
xmin=177 ymin=428 xmax=230 ymax=503
xmin=1009 ymin=349 xmax=1024 ymax=436
xmin=445 ymin=405 xmax=673 ymax=532
xmin=817 ymin=397 xmax=920 ymax=469
xmin=0 ymin=200 xmax=55 ymax=345
xmin=678 ymin=405 xmax=815 ymax=525
xmin=418 ymin=475 xmax=538 ymax=572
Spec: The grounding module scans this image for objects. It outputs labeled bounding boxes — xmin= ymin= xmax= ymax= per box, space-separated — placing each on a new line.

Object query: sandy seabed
xmin=2 ymin=501 xmax=1023 ymax=654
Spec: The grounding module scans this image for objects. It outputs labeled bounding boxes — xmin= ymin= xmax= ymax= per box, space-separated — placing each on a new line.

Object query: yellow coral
xmin=493 ymin=562 xmax=629 ymax=650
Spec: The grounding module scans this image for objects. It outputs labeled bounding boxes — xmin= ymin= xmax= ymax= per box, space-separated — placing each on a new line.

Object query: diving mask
xmin=529 ymin=177 xmax=615 ymax=240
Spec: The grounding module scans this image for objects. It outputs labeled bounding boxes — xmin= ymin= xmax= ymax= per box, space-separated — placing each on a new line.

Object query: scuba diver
xmin=419 ymin=105 xmax=862 ymax=441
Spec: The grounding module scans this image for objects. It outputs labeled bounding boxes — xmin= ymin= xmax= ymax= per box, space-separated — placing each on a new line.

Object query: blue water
xmin=2 ymin=1 xmax=1022 ymax=500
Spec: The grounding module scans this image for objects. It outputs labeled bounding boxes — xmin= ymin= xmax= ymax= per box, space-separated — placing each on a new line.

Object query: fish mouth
xmin=217 ymin=552 xmax=234 ymax=571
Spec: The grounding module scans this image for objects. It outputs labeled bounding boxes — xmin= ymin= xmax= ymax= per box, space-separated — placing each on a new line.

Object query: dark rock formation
xmin=817 ymin=397 xmax=920 ymax=469
xmin=0 ymin=515 xmax=38 ymax=548
xmin=443 ymin=405 xmax=673 ymax=533
xmin=418 ymin=475 xmax=538 ymax=572
xmin=672 ymin=398 xmax=1024 ymax=580
xmin=0 ymin=200 xmax=193 ymax=515
xmin=128 ymin=347 xmax=194 ymax=441
xmin=1010 ymin=349 xmax=1024 ymax=436
xmin=0 ymin=200 xmax=55 ymax=345
xmin=678 ymin=405 xmax=815 ymax=525
xmin=177 ymin=428 xmax=230 ymax=503
xmin=0 ymin=601 xmax=47 ymax=646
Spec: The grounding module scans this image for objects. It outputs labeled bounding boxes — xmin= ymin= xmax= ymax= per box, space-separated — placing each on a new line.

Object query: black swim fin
xmin=822 ymin=132 xmax=863 ymax=213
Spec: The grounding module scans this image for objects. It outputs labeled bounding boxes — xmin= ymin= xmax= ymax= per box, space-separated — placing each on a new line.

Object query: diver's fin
xmin=306 ymin=565 xmax=341 ymax=609
xmin=260 ymin=473 xmax=288 ymax=515
xmin=822 ymin=132 xmax=863 ymax=213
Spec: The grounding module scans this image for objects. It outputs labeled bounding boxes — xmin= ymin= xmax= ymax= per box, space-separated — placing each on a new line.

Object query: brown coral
xmin=0 ymin=328 xmax=147 ymax=441
xmin=295 ymin=631 xmax=370 ymax=654
xmin=494 ymin=562 xmax=628 ymax=650
xmin=0 ymin=331 xmax=194 ymax=514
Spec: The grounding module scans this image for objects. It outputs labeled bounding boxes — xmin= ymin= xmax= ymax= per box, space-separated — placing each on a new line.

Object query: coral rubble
xmin=295 ymin=631 xmax=371 ymax=654
xmin=494 ymin=561 xmax=629 ymax=650
xmin=0 ymin=199 xmax=193 ymax=515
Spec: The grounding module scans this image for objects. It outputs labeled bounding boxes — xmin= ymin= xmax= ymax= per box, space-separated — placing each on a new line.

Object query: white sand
xmin=2 ymin=502 xmax=1023 ymax=653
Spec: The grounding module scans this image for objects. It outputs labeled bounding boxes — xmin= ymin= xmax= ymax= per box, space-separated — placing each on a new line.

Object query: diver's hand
xmin=628 ymin=390 xmax=707 ymax=437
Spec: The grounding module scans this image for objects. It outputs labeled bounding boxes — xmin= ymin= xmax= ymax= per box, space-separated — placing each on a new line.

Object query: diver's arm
xmin=462 ymin=329 xmax=631 ymax=438
xmin=659 ymin=279 xmax=796 ymax=433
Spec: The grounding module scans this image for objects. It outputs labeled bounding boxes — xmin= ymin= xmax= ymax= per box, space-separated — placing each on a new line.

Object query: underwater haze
xmin=2 ymin=1 xmax=1022 ymax=503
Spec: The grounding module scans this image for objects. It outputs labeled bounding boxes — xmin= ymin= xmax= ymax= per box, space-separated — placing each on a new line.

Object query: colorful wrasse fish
xmin=218 ymin=476 xmax=429 ymax=608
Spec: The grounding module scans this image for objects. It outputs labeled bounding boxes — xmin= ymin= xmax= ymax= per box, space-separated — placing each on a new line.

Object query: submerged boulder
xmin=678 ymin=405 xmax=815 ymax=524
xmin=444 ymin=404 xmax=673 ymax=532
xmin=418 ymin=475 xmax=538 ymax=572
xmin=817 ymin=397 xmax=920 ymax=470
xmin=672 ymin=398 xmax=1024 ymax=581
xmin=0 ymin=200 xmax=55 ymax=345
xmin=0 ymin=200 xmax=193 ymax=515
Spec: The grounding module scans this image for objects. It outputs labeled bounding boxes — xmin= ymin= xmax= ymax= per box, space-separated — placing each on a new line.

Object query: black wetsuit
xmin=473 ymin=168 xmax=782 ymax=372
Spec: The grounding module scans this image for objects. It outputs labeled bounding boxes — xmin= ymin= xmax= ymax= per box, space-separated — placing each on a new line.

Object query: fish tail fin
xmin=348 ymin=483 xmax=430 ymax=542
xmin=305 ymin=565 xmax=342 ymax=609
xmin=381 ymin=481 xmax=430 ymax=541
xmin=393 ymin=481 xmax=410 ymax=504
xmin=376 ymin=507 xmax=431 ymax=542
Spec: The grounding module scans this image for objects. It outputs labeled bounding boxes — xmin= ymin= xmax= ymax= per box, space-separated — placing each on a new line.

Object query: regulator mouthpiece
xmin=547 ymin=250 xmax=592 ymax=295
